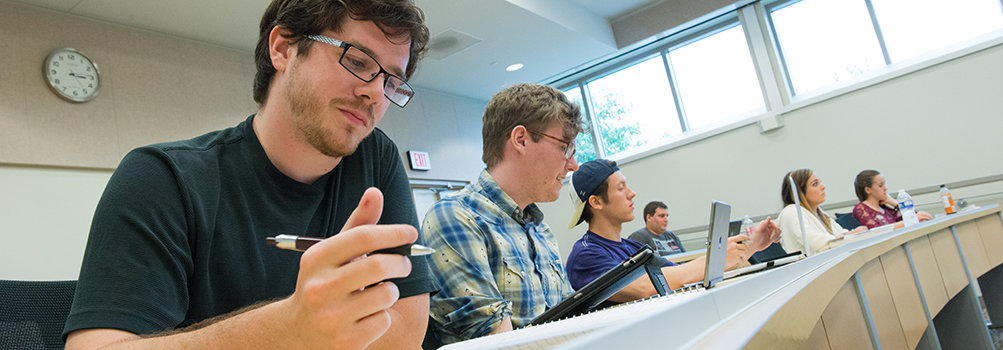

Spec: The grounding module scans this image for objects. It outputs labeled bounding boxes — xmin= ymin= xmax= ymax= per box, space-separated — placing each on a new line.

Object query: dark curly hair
xmin=252 ymin=0 xmax=429 ymax=105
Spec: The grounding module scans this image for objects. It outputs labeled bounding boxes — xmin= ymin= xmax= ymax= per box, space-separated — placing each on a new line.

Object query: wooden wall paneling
xmin=928 ymin=228 xmax=970 ymax=298
xmin=953 ymin=221 xmax=991 ymax=277
xmin=803 ymin=317 xmax=831 ymax=350
xmin=879 ymin=246 xmax=929 ymax=349
xmin=908 ymin=235 xmax=951 ymax=315
xmin=819 ymin=278 xmax=875 ymax=350
xmin=976 ymin=214 xmax=1003 ymax=267
xmin=857 ymin=258 xmax=909 ymax=350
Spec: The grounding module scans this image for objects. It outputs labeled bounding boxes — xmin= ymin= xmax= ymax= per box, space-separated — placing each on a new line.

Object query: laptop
xmin=527 ymin=247 xmax=670 ymax=326
xmin=701 ymin=200 xmax=732 ymax=289
xmin=528 ymin=201 xmax=735 ymax=326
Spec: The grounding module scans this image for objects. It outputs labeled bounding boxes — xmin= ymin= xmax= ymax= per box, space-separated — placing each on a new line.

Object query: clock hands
xmin=69 ymin=71 xmax=95 ymax=80
xmin=68 ymin=70 xmax=85 ymax=88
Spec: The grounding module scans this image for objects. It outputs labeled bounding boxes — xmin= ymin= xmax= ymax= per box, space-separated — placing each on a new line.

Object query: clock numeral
xmin=72 ymin=90 xmax=78 ymax=96
xmin=82 ymin=89 xmax=88 ymax=95
xmin=53 ymin=62 xmax=60 ymax=67
xmin=86 ymin=67 xmax=91 ymax=72
xmin=62 ymin=86 xmax=67 ymax=91
xmin=68 ymin=54 xmax=75 ymax=60
xmin=58 ymin=55 xmax=64 ymax=61
xmin=88 ymin=83 xmax=94 ymax=88
xmin=54 ymin=78 xmax=60 ymax=85
xmin=50 ymin=69 xmax=57 ymax=75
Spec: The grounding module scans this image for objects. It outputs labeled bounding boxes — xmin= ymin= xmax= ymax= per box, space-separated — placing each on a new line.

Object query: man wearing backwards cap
xmin=565 ymin=159 xmax=781 ymax=304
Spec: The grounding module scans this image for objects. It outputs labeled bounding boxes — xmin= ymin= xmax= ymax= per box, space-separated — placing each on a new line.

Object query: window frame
xmin=549 ymin=0 xmax=1003 ymax=165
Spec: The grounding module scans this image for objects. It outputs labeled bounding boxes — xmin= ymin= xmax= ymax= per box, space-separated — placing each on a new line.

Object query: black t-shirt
xmin=64 ymin=115 xmax=434 ymax=337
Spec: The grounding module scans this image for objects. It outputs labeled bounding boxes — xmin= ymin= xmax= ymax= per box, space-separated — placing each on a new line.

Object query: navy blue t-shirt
xmin=566 ymin=231 xmax=678 ymax=292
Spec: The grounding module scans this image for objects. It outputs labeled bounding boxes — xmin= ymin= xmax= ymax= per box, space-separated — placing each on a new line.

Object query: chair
xmin=835 ymin=212 xmax=863 ymax=230
xmin=749 ymin=242 xmax=788 ymax=264
xmin=0 ymin=280 xmax=77 ymax=350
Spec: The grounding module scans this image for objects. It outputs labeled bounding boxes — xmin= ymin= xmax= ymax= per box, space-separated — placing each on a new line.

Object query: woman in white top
xmin=778 ymin=169 xmax=866 ymax=254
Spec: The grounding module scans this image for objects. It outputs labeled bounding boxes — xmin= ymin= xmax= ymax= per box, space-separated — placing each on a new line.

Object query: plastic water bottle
xmin=940 ymin=184 xmax=957 ymax=215
xmin=897 ymin=189 xmax=919 ymax=226
xmin=741 ymin=215 xmax=755 ymax=236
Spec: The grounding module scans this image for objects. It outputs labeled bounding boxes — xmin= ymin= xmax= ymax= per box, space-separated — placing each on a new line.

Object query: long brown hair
xmin=854 ymin=170 xmax=881 ymax=202
xmin=781 ymin=168 xmax=832 ymax=233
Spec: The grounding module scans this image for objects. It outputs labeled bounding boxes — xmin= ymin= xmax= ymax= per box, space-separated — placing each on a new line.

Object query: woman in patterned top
xmin=851 ymin=170 xmax=931 ymax=229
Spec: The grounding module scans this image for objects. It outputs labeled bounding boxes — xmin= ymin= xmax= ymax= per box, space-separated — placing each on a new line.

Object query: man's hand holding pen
xmin=274 ymin=187 xmax=417 ymax=350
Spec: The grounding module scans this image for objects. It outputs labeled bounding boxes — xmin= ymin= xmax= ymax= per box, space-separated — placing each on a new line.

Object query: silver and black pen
xmin=265 ymin=234 xmax=435 ymax=256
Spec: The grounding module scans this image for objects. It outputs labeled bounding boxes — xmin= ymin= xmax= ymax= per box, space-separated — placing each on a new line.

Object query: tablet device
xmin=527 ymin=247 xmax=668 ymax=326
xmin=702 ymin=200 xmax=732 ymax=289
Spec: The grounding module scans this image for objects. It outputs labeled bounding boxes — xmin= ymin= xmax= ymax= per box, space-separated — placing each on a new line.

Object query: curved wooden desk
xmin=441 ymin=205 xmax=1003 ymax=350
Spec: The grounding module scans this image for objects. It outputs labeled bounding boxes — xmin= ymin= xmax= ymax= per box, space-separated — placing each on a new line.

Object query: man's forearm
xmin=365 ymin=293 xmax=430 ymax=350
xmin=66 ymin=300 xmax=290 ymax=350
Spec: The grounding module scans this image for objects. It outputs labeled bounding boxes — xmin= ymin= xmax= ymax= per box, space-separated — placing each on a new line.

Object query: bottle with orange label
xmin=940 ymin=184 xmax=957 ymax=214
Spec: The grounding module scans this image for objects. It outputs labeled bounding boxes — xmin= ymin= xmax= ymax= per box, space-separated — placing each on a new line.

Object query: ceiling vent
xmin=426 ymin=29 xmax=481 ymax=61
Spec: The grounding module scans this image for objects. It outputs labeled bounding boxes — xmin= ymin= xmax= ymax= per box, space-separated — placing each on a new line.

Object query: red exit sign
xmin=408 ymin=150 xmax=431 ymax=170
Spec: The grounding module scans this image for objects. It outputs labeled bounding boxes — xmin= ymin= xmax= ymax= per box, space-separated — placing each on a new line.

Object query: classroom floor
xmin=982 ymin=297 xmax=1003 ymax=350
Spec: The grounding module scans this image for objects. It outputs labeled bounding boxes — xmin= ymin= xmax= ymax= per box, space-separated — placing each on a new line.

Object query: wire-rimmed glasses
xmin=528 ymin=130 xmax=576 ymax=159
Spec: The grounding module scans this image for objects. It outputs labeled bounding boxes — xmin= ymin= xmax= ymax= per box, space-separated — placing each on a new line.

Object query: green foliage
xmin=571 ymin=90 xmax=644 ymax=162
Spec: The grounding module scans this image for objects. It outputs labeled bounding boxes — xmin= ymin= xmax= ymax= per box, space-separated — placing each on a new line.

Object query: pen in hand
xmin=265 ymin=234 xmax=435 ymax=256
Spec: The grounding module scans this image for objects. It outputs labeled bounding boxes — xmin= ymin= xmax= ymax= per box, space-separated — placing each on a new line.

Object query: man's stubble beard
xmin=286 ymin=64 xmax=375 ymax=158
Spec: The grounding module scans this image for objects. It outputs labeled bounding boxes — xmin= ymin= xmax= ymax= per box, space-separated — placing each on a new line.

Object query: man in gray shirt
xmin=628 ymin=201 xmax=686 ymax=256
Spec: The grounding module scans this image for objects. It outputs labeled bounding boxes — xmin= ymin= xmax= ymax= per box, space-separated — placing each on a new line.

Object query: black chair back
xmin=835 ymin=212 xmax=863 ymax=231
xmin=749 ymin=243 xmax=788 ymax=265
xmin=0 ymin=280 xmax=77 ymax=350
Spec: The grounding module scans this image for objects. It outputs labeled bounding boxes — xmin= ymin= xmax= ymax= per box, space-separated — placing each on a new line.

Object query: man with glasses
xmin=628 ymin=201 xmax=687 ymax=256
xmin=64 ymin=1 xmax=434 ymax=350
xmin=423 ymin=83 xmax=583 ymax=346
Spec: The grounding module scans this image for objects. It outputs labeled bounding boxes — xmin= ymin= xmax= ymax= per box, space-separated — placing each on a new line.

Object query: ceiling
xmin=10 ymin=0 xmax=659 ymax=101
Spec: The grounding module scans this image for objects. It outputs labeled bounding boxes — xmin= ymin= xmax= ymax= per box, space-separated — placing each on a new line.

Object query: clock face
xmin=44 ymin=48 xmax=101 ymax=103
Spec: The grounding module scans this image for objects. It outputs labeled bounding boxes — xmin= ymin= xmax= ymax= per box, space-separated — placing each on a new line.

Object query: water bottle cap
xmin=940 ymin=184 xmax=946 ymax=188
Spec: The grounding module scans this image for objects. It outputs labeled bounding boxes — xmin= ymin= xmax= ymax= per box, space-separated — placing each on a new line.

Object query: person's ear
xmin=588 ymin=194 xmax=603 ymax=211
xmin=510 ymin=125 xmax=529 ymax=155
xmin=865 ymin=186 xmax=874 ymax=196
xmin=269 ymin=26 xmax=296 ymax=73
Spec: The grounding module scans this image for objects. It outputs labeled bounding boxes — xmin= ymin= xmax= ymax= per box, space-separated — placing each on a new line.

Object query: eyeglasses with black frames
xmin=305 ymin=34 xmax=414 ymax=108
xmin=528 ymin=130 xmax=576 ymax=160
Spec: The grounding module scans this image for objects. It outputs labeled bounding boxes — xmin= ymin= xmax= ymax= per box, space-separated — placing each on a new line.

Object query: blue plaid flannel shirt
xmin=425 ymin=170 xmax=570 ymax=345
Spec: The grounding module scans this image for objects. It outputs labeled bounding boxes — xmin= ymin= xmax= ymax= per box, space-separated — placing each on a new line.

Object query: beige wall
xmin=0 ymin=1 xmax=258 ymax=168
xmin=539 ymin=41 xmax=1003 ymax=259
xmin=0 ymin=1 xmax=487 ymax=280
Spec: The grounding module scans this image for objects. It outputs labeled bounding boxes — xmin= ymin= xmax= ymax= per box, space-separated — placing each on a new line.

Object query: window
xmin=551 ymin=0 xmax=1003 ymax=164
xmin=562 ymin=87 xmax=598 ymax=163
xmin=770 ymin=0 xmax=886 ymax=95
xmin=668 ymin=24 xmax=765 ymax=130
xmin=584 ymin=55 xmax=681 ymax=157
xmin=871 ymin=0 xmax=1003 ymax=62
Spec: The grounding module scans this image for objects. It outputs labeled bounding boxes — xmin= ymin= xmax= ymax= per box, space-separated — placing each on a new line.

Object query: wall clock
xmin=44 ymin=48 xmax=101 ymax=103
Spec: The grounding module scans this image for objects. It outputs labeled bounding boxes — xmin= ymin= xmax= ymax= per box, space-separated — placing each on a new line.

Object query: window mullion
xmin=864 ymin=0 xmax=892 ymax=65
xmin=739 ymin=3 xmax=788 ymax=114
xmin=763 ymin=2 xmax=798 ymax=98
xmin=661 ymin=51 xmax=689 ymax=132
xmin=577 ymin=83 xmax=603 ymax=159
xmin=580 ymin=83 xmax=607 ymax=159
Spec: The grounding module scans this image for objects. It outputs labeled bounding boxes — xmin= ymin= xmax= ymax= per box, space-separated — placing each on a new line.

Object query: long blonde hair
xmin=781 ymin=169 xmax=833 ymax=233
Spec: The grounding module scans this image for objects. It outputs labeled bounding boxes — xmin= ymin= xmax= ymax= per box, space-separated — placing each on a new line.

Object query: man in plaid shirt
xmin=423 ymin=83 xmax=584 ymax=346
